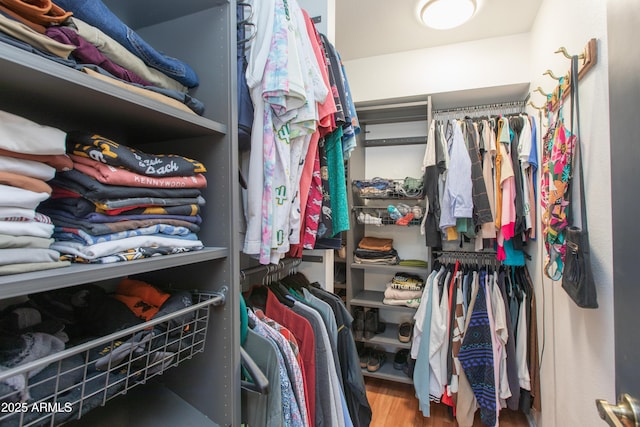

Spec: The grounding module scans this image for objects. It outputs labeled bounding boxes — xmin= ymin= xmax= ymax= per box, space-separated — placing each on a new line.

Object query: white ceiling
xmin=335 ymin=0 xmax=543 ymax=61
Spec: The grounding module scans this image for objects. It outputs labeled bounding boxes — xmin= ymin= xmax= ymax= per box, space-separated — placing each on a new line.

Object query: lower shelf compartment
xmin=0 ymin=290 xmax=226 ymax=427
xmin=356 ymin=323 xmax=412 ymax=350
xmin=361 ymin=351 xmax=413 ymax=385
xmin=66 ymin=382 xmax=221 ymax=427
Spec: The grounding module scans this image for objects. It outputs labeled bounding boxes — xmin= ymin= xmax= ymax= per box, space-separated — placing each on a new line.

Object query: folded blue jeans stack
xmin=54 ymin=0 xmax=199 ymax=88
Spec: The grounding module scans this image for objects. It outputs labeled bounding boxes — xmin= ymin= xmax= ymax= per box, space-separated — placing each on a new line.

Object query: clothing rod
xmin=433 ymin=251 xmax=499 ymax=263
xmin=434 ymin=250 xmax=497 ymax=257
xmin=433 ymin=100 xmax=526 ymax=116
xmin=240 ymin=258 xmax=302 ymax=281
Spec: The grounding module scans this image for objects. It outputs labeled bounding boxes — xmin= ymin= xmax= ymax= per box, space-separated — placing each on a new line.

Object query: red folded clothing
xmin=71 ymin=155 xmax=207 ymax=189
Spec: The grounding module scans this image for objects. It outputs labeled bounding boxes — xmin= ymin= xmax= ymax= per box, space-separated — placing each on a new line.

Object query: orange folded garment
xmin=358 ymin=236 xmax=394 ymax=252
xmin=117 ymin=278 xmax=171 ymax=308
xmin=0 ymin=148 xmax=72 ymax=171
xmin=113 ymin=294 xmax=160 ymax=321
xmin=0 ymin=170 xmax=52 ymax=194
xmin=0 ymin=0 xmax=72 ymax=26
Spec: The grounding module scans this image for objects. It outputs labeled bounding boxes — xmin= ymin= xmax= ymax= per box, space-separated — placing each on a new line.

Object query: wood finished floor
xmin=365 ymin=378 xmax=530 ymax=427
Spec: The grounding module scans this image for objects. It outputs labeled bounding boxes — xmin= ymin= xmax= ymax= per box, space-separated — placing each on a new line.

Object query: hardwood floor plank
xmin=365 ymin=378 xmax=530 ymax=427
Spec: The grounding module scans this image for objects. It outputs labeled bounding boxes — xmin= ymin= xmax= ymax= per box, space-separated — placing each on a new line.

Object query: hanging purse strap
xmin=567 ymin=55 xmax=588 ymax=231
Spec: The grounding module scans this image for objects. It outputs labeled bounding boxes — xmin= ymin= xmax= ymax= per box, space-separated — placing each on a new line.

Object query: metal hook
xmin=238 ymin=22 xmax=256 ymax=48
xmin=528 ymin=101 xmax=545 ymax=111
xmin=543 ymin=69 xmax=562 ymax=80
xmin=534 ymin=86 xmax=550 ymax=97
xmin=555 ymin=46 xmax=585 ymax=60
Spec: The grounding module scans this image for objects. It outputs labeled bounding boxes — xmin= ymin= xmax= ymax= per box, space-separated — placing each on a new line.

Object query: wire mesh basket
xmin=352 ymin=177 xmax=424 ymax=200
xmin=353 ymin=206 xmax=423 ymax=226
xmin=0 ymin=290 xmax=226 ymax=427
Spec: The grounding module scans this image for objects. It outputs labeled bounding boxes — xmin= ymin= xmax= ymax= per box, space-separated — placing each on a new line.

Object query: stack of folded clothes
xmin=38 ymin=132 xmax=206 ymax=264
xmin=353 ymin=236 xmax=399 ymax=265
xmin=0 ymin=0 xmax=203 ymax=114
xmin=382 ymin=272 xmax=425 ymax=308
xmin=0 ymin=110 xmax=72 ymax=275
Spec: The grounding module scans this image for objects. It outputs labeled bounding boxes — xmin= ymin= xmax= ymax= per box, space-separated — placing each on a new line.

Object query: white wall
xmin=528 ymin=1 xmax=615 ymax=427
xmin=345 ymin=33 xmax=531 ymax=104
xmin=343 ymin=2 xmax=615 ymax=426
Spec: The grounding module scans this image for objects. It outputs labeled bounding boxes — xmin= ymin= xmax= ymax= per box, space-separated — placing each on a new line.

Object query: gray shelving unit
xmin=0 ymin=1 xmax=239 ymax=425
xmin=345 ymin=100 xmax=433 ymax=386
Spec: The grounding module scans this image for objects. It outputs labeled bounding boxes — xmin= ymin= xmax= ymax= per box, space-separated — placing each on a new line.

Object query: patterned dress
xmin=541 ymin=117 xmax=575 ymax=280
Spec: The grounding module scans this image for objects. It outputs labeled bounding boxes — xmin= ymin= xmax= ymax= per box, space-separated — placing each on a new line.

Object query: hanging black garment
xmin=424 ymin=162 xmax=442 ymax=248
xmin=309 ymin=285 xmax=372 ymax=427
xmin=317 ymin=137 xmax=334 ymax=239
xmin=508 ymin=116 xmax=526 ymax=250
xmin=496 ymin=270 xmax=521 ymax=410
xmin=464 ymin=119 xmax=493 ymax=226
xmin=236 ymin=4 xmax=253 ymax=151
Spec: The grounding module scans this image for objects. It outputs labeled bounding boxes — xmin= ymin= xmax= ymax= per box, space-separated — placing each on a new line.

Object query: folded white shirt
xmin=0 ymin=110 xmax=66 ymax=155
xmin=0 ymin=248 xmax=60 ymax=266
xmin=0 ymin=206 xmax=36 ymax=221
xmin=384 ymin=283 xmax=424 ymax=300
xmin=0 ymin=234 xmax=53 ymax=249
xmin=0 ymin=185 xmax=50 ymax=210
xmin=0 ymin=155 xmax=56 ymax=181
xmin=0 ymin=220 xmax=54 ymax=238
xmin=382 ymin=297 xmax=421 ymax=308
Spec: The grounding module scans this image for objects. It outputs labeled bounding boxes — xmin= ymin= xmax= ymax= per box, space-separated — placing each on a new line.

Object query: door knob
xmin=596 ymin=394 xmax=640 ymax=427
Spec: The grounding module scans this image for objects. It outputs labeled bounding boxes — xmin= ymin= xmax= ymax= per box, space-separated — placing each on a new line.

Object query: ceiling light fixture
xmin=417 ymin=0 xmax=477 ymax=30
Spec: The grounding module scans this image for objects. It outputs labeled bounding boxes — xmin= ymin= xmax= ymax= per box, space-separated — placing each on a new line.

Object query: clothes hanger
xmin=240 ymin=346 xmax=269 ymax=395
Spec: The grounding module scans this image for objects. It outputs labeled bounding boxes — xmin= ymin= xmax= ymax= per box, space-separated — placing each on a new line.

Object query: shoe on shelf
xmin=367 ymin=349 xmax=387 ymax=372
xmin=365 ymin=309 xmax=385 ymax=339
xmin=393 ymin=349 xmax=409 ymax=370
xmin=353 ymin=308 xmax=365 ymax=341
xmin=404 ymin=355 xmax=415 ymax=378
xmin=398 ymin=322 xmax=413 ymax=343
xmin=358 ymin=346 xmax=370 ymax=369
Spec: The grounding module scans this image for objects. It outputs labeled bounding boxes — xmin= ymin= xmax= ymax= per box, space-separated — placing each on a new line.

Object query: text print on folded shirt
xmin=68 ymin=132 xmax=207 ymax=177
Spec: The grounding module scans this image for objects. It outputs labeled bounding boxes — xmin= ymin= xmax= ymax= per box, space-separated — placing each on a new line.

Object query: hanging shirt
xmin=422 ymin=267 xmax=446 ymax=401
xmin=251 ymin=310 xmax=310 ymax=427
xmin=439 ymin=120 xmax=473 ymax=231
xmin=412 ymin=269 xmax=434 ymax=416
xmin=243 ymin=0 xmax=278 ymax=261
xmin=480 ymin=119 xmax=497 ymax=239
xmin=243 ymin=328 xmax=285 ymax=427
xmin=458 ymin=271 xmax=496 ymax=427
xmin=497 ymin=119 xmax=517 ymax=261
xmin=516 ymin=293 xmax=531 ymax=391
xmin=249 ymin=310 xmax=305 ymax=427
xmin=464 ymin=119 xmax=493 ymax=226
xmin=455 ymin=271 xmax=481 ymax=427
xmin=482 ymin=271 xmax=501 ymax=422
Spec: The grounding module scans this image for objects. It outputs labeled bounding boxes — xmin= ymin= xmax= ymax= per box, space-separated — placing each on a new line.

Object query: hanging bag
xmin=561 ymin=55 xmax=598 ymax=309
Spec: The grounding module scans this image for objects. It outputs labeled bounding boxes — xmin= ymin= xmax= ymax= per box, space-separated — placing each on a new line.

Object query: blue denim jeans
xmin=0 ymin=30 xmax=205 ymax=115
xmin=55 ymin=0 xmax=199 ymax=88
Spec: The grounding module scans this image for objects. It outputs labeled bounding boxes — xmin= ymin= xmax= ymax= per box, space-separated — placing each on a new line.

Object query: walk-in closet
xmin=0 ymin=0 xmax=637 ymax=426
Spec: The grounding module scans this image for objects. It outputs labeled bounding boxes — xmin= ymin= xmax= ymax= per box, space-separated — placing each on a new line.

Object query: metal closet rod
xmin=239 ymin=258 xmax=302 ymax=281
xmin=434 ymin=250 xmax=500 ymax=265
xmin=433 ymin=100 xmax=526 ymax=117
